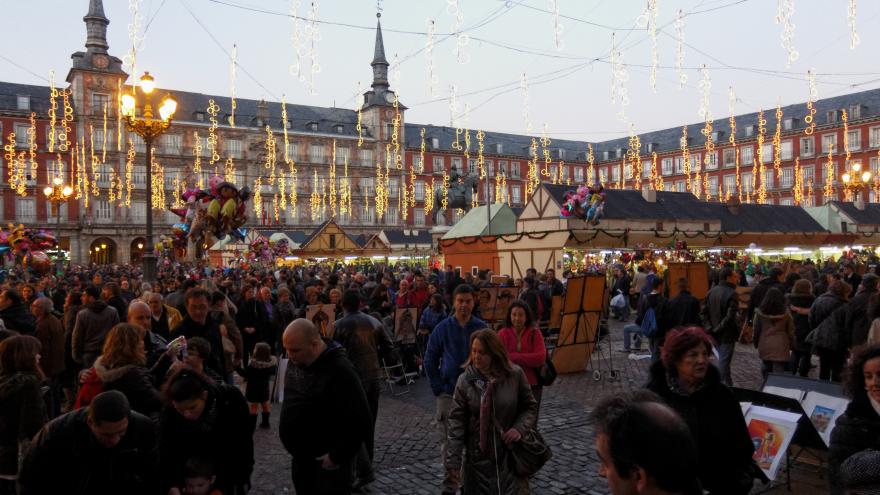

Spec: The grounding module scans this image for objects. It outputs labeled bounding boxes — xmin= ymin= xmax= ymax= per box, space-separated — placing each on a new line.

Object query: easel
xmin=552 ymin=275 xmax=611 ymax=379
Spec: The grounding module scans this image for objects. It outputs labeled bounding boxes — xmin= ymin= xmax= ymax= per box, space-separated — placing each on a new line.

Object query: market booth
xmin=439 ymin=204 xmax=518 ymax=275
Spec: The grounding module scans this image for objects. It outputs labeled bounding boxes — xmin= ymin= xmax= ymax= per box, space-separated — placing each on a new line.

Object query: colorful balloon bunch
xmin=169 ymin=174 xmax=251 ymax=254
xmin=0 ymin=224 xmax=58 ymax=274
xmin=560 ymin=184 xmax=606 ymax=225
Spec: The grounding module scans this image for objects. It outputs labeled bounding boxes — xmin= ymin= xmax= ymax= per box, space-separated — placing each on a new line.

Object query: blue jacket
xmin=424 ymin=315 xmax=488 ymax=396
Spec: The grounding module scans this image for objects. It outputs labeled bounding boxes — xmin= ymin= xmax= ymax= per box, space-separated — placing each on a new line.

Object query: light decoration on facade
xmin=89 ymin=124 xmax=99 ymax=198
xmin=628 ymin=126 xmax=642 ymax=191
xmin=652 ymin=152 xmax=663 ymax=191
xmin=842 ymin=109 xmax=852 ymax=165
xmin=101 ymin=103 xmax=109 ymax=163
xmin=425 ymin=176 xmax=436 ymax=216
xmin=675 ymin=9 xmax=687 ymax=89
xmin=48 ymin=70 xmax=58 ymax=153
xmin=804 ymin=69 xmax=818 ymax=135
xmin=254 ymin=176 xmax=263 ymax=218
xmin=419 ymin=128 xmax=426 ymax=174
xmin=264 ymin=124 xmax=277 ymax=186
xmin=207 ymin=99 xmax=220 ymax=165
xmin=172 ymin=172 xmax=182 ymax=208
xmin=549 ymin=0 xmax=564 ymax=50
xmin=681 ymin=126 xmax=691 ymax=193
xmin=773 ymin=103 xmax=783 ymax=179
xmin=527 ymin=138 xmax=539 ymax=197
xmin=279 ymin=170 xmax=287 ymax=212
xmin=609 ymin=33 xmax=630 ymax=123
xmin=230 ymin=44 xmax=237 ymax=127
xmin=698 ymin=65 xmax=713 ymax=199
xmin=775 ymin=0 xmax=798 ymax=67
xmin=587 ymin=144 xmax=595 ymax=186
xmin=193 ymin=131 xmax=203 ymax=189
xmin=729 ymin=88 xmax=743 ymax=202
xmin=540 ymin=126 xmax=551 ymax=179
xmin=61 ymin=89 xmax=74 ymax=152
xmin=289 ymin=0 xmax=305 ymax=83
xmin=273 ymin=193 xmax=280 ymax=222
xmin=305 ymin=1 xmax=322 ymax=95
xmin=425 ymin=19 xmax=438 ymax=97
xmin=824 ymin=143 xmax=835 ymax=200
xmin=638 ymin=0 xmax=659 ymax=91
xmin=756 ymin=110 xmax=768 ymax=204
xmin=108 ymin=167 xmax=118 ymax=203
xmin=28 ymin=113 xmax=38 ymax=196
xmin=116 ymin=80 xmax=123 ymax=152
xmin=392 ymin=95 xmax=402 ymax=169
xmin=793 ymin=157 xmax=803 ymax=205
xmin=848 ymin=0 xmax=859 ymax=50
xmin=356 ymin=84 xmax=364 ymax=147
xmin=122 ymin=0 xmax=144 ymax=81
xmin=4 ymin=133 xmax=18 ymax=194
xmin=329 ymin=140 xmax=337 ymax=216
xmin=447 ymin=0 xmax=470 ymax=64
xmin=224 ymin=157 xmax=235 ymax=183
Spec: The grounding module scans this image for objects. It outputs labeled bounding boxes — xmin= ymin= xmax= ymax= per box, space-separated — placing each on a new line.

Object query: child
xmin=182 ymin=457 xmax=222 ymax=495
xmin=236 ymin=342 xmax=277 ymax=430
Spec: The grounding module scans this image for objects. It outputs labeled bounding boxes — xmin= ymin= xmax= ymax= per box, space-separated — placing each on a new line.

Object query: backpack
xmin=641 ymin=307 xmax=659 ymax=338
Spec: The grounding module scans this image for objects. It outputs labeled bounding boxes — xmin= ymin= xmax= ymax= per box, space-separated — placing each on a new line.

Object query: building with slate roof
xmin=3 ymin=0 xmax=880 ymax=265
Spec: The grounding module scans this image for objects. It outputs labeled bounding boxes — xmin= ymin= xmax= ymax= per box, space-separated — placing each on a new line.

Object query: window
xmin=199 ymin=136 xmax=211 ymax=157
xmin=674 ymin=156 xmax=684 ymax=174
xmin=510 ymin=162 xmax=521 ymax=178
xmin=14 ymin=123 xmax=29 ymax=148
xmin=549 ymin=164 xmax=558 ymax=179
xmin=742 ymin=172 xmax=754 ymax=193
xmin=286 ymin=142 xmax=299 ymax=160
xmin=850 ymin=105 xmax=862 ymax=120
xmin=414 ymin=209 xmax=426 ymax=226
xmin=162 ymin=134 xmax=182 ymax=154
xmin=723 ymin=174 xmax=736 ymax=194
xmin=611 ymin=165 xmax=620 ymax=182
xmin=661 ymin=158 xmax=673 ymax=176
xmin=94 ymin=200 xmax=112 ymax=223
xmin=761 ymin=143 xmax=774 ymax=161
xmin=336 ymin=147 xmax=350 ymax=165
xmin=333 ymin=125 xmax=344 ymax=134
xmin=779 ymin=198 xmax=793 ymax=206
xmin=575 ymin=167 xmax=584 ymax=182
xmin=414 ymin=180 xmax=425 ymax=201
xmin=511 ymin=185 xmax=521 ymax=204
xmin=821 ymin=133 xmax=838 ymax=153
xmin=623 ymin=164 xmax=632 ymax=180
xmin=92 ymin=93 xmax=110 ymax=113
xmin=98 ymin=164 xmax=112 ymax=187
xmin=498 ymin=160 xmax=508 ymax=177
xmin=847 ymin=130 xmax=861 ymax=151
xmin=689 ymin=153 xmax=701 ymax=171
xmin=763 ymin=170 xmax=774 ymax=190
xmin=451 ymin=158 xmax=463 ymax=174
xmin=704 ymin=151 xmax=718 ymax=170
xmin=134 ymin=165 xmax=146 ymax=188
xmin=745 ymin=125 xmax=755 ymax=137
xmin=48 ymin=159 xmax=66 ymax=182
xmin=707 ymin=176 xmax=718 ymax=196
xmin=781 ymin=167 xmax=793 ymax=187
xmin=870 ymin=127 xmax=880 ymax=148
xmin=309 ymin=144 xmax=325 ymax=163
xmin=468 ymin=159 xmax=477 ymax=175
xmin=360 ymin=178 xmax=374 ymax=196
xmin=309 ymin=122 xmax=320 ymax=132
xmin=675 ymin=180 xmax=686 ymax=192
xmin=226 ymin=139 xmax=243 ymax=159
xmin=641 ymin=161 xmax=651 ymax=179
xmin=163 ymin=171 xmax=176 ymax=190
xmin=599 ymin=168 xmax=608 ymax=184
xmin=16 ymin=198 xmax=35 ymax=222
xmin=384 ymin=206 xmax=399 ymax=225
xmin=558 ymin=149 xmax=566 ymax=159
xmin=131 ymin=201 xmax=146 ymax=221
xmin=359 ymin=149 xmax=373 ymax=164
xmin=433 ymin=156 xmax=444 ymax=174
xmin=740 ymin=146 xmax=754 ymax=165
xmin=780 ymin=140 xmax=793 ymax=160
xmin=723 ymin=148 xmax=736 ymax=166
xmin=431 ymin=137 xmax=440 ymax=149
xmin=801 ymin=164 xmax=815 ymax=186
xmin=486 ymin=160 xmax=494 ymax=177
xmin=800 ymin=136 xmax=815 ymax=157
xmin=16 ymin=95 xmax=30 ymax=111
xmin=826 ymin=111 xmax=838 ymax=124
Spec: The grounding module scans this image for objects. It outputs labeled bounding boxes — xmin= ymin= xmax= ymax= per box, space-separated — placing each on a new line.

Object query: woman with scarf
xmin=446 ymin=329 xmax=538 ymax=494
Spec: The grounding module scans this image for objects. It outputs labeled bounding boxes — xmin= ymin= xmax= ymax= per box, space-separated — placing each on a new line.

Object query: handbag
xmin=738 ymin=322 xmax=754 ymax=345
xmin=535 ymin=357 xmax=557 ymax=386
xmin=507 ymin=428 xmax=553 ymax=477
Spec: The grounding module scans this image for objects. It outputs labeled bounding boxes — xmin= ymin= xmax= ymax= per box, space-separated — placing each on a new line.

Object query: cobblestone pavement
xmin=250 ymin=317 xmax=828 ymax=494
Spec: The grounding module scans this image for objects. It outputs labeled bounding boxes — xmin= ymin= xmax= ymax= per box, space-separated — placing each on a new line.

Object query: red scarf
xmin=479 ymin=378 xmax=497 ymax=455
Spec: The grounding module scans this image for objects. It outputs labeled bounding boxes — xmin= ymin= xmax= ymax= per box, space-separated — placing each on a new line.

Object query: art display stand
xmin=551 ymin=275 xmax=608 ymax=377
xmin=665 ymin=261 xmax=710 ymax=299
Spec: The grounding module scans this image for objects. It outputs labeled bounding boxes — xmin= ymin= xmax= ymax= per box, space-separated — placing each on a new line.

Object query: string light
xmin=638 ymin=0 xmax=660 ymax=91
xmin=425 ymin=176 xmax=436 ymax=216
xmin=101 ymin=103 xmax=108 ymax=163
xmin=627 ymin=125 xmax=642 ymax=191
xmin=356 ymin=83 xmax=364 ymax=147
xmin=527 ymin=138 xmax=539 ymax=197
xmin=48 ymin=70 xmax=57 ymax=153
xmin=447 ymin=0 xmax=470 ymax=64
xmin=652 ymin=152 xmax=663 ymax=191
xmin=449 ymin=84 xmax=461 ymax=128
xmin=698 ymin=65 xmax=714 ymax=198
xmin=207 ymin=99 xmax=220 ymax=165
xmin=548 ymin=0 xmax=564 ymax=51
xmin=842 ymin=109 xmax=852 ymax=165
xmin=804 ymin=69 xmax=818 ymax=135
xmin=848 ymin=0 xmax=859 ymax=50
xmin=281 ymin=95 xmax=291 ymax=165
xmin=808 ymin=179 xmax=814 ymax=206
xmin=28 ymin=113 xmax=38 ymax=195
xmin=425 ymin=19 xmax=438 ymax=97
xmin=793 ymin=157 xmax=803 ymax=205
xmin=89 ymin=125 xmax=98 ymax=198
xmin=279 ymin=170 xmax=287 ymax=213
xmin=587 ymin=144 xmax=595 ymax=186
xmin=675 ymin=9 xmax=687 ymax=89
xmin=729 ymin=87 xmax=742 ymax=202
xmin=193 ymin=131 xmax=203 ymax=189
xmin=392 ymin=95 xmax=402 ymax=169
xmin=775 ymin=0 xmax=798 ymax=67
xmin=756 ymin=109 xmax=768 ymax=204
xmin=122 ymin=0 xmax=144 ymax=79
xmin=419 ymin=128 xmax=426 ymax=173
xmin=108 ymin=166 xmax=118 ymax=203
xmin=60 ymin=89 xmax=73 ymax=152
xmin=172 ymin=172 xmax=182 ymax=207
xmin=540 ymin=126 xmax=551 ymax=179
xmin=230 ymin=44 xmax=237 ymax=127
xmin=773 ymin=103 xmax=783 ymax=179
xmin=264 ymin=124 xmax=277 ymax=186
xmin=4 ymin=133 xmax=16 ymax=193
xmin=520 ymin=73 xmax=533 ymax=134
xmin=224 ymin=157 xmax=235 ymax=183
xmin=116 ymin=80 xmax=123 ymax=151
xmin=681 ymin=126 xmax=691 ymax=193
xmin=289 ymin=0 xmax=306 ymax=82
xmin=273 ymin=193 xmax=280 ymax=222
xmin=254 ymin=176 xmax=263 ymax=218
xmin=610 ymin=33 xmax=629 ymax=123
xmin=329 ymin=140 xmax=337 ymax=215
xmin=824 ymin=143 xmax=835 ymax=200
xmin=305 ymin=1 xmax=322 ymax=95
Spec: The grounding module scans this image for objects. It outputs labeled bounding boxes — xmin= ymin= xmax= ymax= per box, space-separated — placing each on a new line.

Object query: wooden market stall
xmin=439 ymin=204 xmax=519 ymax=275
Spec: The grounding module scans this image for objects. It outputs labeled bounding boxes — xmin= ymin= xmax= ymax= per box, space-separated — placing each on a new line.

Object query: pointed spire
xmin=370 ymin=13 xmax=389 ymax=92
xmin=83 ymin=0 xmax=110 ymax=54
xmin=372 ymin=13 xmax=388 ymax=66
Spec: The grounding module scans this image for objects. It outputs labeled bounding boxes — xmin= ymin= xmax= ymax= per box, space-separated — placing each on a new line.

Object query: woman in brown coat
xmin=446 ymin=329 xmax=538 ymax=494
xmin=753 ymin=288 xmax=795 ymax=379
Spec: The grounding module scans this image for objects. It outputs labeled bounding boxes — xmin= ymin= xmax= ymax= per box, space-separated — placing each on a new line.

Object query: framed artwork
xmin=744 ymin=406 xmax=801 ymax=480
xmin=477 ymin=287 xmax=498 ymax=320
xmin=801 ymin=391 xmax=849 ymax=446
xmin=394 ymin=307 xmax=419 ymax=344
xmin=306 ymin=304 xmax=336 ymax=338
xmin=495 ymin=287 xmax=516 ymax=321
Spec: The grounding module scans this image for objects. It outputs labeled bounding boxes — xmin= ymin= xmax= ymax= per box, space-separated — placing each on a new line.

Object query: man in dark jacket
xmin=333 ymin=289 xmax=393 ymax=490
xmin=842 ymin=263 xmax=862 ymax=294
xmin=18 ymin=390 xmax=158 ymax=495
xmin=280 ymin=319 xmax=373 ymax=495
xmin=71 ymin=286 xmax=120 ymax=368
xmin=747 ymin=267 xmax=785 ymax=325
xmin=171 ymin=288 xmax=226 ymax=378
xmin=701 ymin=268 xmax=741 ymax=386
xmin=667 ymin=278 xmax=702 ymax=328
xmin=102 ymin=282 xmax=129 ymax=324
xmin=844 ymin=273 xmax=878 ymax=348
xmin=610 ymin=265 xmax=632 ymax=321
xmin=31 ymin=297 xmax=65 ymax=417
xmin=0 ymin=289 xmax=36 ymax=335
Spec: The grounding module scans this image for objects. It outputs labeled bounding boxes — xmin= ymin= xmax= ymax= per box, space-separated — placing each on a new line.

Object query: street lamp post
xmin=842 ymin=161 xmax=873 ymax=203
xmin=121 ymin=71 xmax=177 ymax=282
xmin=43 ymin=176 xmax=73 ymax=273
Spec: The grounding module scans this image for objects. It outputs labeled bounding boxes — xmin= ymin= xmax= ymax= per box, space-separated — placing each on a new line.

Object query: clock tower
xmin=360 ymin=13 xmax=405 ymax=146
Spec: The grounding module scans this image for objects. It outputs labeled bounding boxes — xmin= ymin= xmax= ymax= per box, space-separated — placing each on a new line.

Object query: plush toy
xmin=585 ymin=184 xmax=606 ymax=225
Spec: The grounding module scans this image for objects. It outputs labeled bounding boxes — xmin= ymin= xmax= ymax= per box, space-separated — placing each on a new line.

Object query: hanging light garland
xmin=447 ymin=0 xmax=470 ymax=64
xmin=775 ymin=0 xmax=798 ymax=67
xmin=842 ymin=109 xmax=852 ymax=165
xmin=254 ymin=176 xmax=263 ymax=218
xmin=101 ymin=102 xmax=109 ymax=164
xmin=681 ymin=126 xmax=691 ymax=193
xmin=305 ymin=1 xmax=322 ymax=95
xmin=329 ymin=140 xmax=338 ymax=216
xmin=793 ymin=157 xmax=803 ymax=205
xmin=756 ymin=109 xmax=768 ymax=204
xmin=675 ymin=9 xmax=687 ymax=89
xmin=125 ymin=139 xmax=134 ymax=206
xmin=193 ymin=131 xmax=203 ymax=189
xmin=425 ymin=19 xmax=438 ymax=97
xmin=729 ymin=87 xmax=743 ymax=202
xmin=848 ymin=0 xmax=859 ymax=50
xmin=548 ymin=0 xmax=564 ymax=50
xmin=273 ymin=193 xmax=280 ymax=222
xmin=540 ymin=126 xmax=551 ymax=180
xmin=425 ymin=176 xmax=436 ymax=216
xmin=773 ymin=103 xmax=783 ymax=179
xmin=279 ymin=170 xmax=287 ymax=212
xmin=264 ymin=124 xmax=277 ymax=186
xmin=527 ymin=138 xmax=539 ymax=197
xmin=804 ymin=69 xmax=818 ymax=135
xmin=824 ymin=142 xmax=835 ymax=200
xmin=356 ymin=83 xmax=364 ymax=147
xmin=116 ymin=80 xmax=123 ymax=152
xmin=587 ymin=144 xmax=595 ymax=186
xmin=289 ymin=0 xmax=305 ymax=83
xmin=28 ymin=113 xmax=38 ymax=196
xmin=652 ymin=152 xmax=663 ymax=191
xmin=609 ymin=33 xmax=630 ymax=123
xmin=89 ymin=124 xmax=99 ymax=198
xmin=3 ymin=133 xmax=17 ymax=193
xmin=698 ymin=65 xmax=713 ymax=199
xmin=48 ymin=70 xmax=58 ymax=153
xmin=392 ymin=95 xmax=402 ymax=169
xmin=230 ymin=44 xmax=237 ymax=127
xmin=637 ymin=0 xmax=660 ymax=91
xmin=628 ymin=125 xmax=642 ymax=191
xmin=207 ymin=99 xmax=220 ymax=166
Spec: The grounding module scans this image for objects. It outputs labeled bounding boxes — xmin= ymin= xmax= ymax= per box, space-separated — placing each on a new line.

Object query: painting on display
xmin=306 ymin=304 xmax=336 ymax=338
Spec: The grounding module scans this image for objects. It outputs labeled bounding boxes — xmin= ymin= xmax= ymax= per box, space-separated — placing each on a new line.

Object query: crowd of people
xmin=0 ymin=257 xmax=875 ymax=494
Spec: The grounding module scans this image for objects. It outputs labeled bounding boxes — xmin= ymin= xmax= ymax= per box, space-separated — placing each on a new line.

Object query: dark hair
xmin=843 ymin=344 xmax=880 ymax=400
xmin=523 ymin=276 xmax=536 ymax=289
xmin=591 ymin=391 xmax=701 ymax=495
xmin=187 ymin=336 xmax=212 ymax=360
xmin=430 ymin=293 xmax=444 ymax=309
xmin=784 ymin=272 xmax=801 ymax=287
xmin=342 ymin=289 xmax=361 ymax=313
xmin=661 ymin=326 xmax=714 ymax=371
xmin=464 ymin=329 xmax=514 ymax=376
xmin=181 ymin=279 xmax=198 ymax=291
xmin=769 ymin=267 xmax=784 ymax=280
xmin=504 ymin=300 xmax=534 ymax=329
xmin=719 ymin=267 xmax=735 ymax=281
xmin=103 ymin=282 xmax=121 ymax=296
xmin=164 ymin=368 xmax=214 ymax=403
xmin=452 ymin=284 xmax=475 ymax=298
xmin=253 ymin=342 xmax=272 ymax=362
xmin=84 ymin=285 xmax=101 ymax=300
xmin=0 ymin=335 xmax=43 ymax=378
xmin=3 ymin=289 xmax=23 ymax=306
xmin=792 ymin=279 xmax=812 ymax=296
xmin=184 ymin=287 xmax=211 ymax=304
xmin=88 ymin=390 xmax=131 ymax=424
xmin=184 ymin=457 xmax=216 ymax=481
xmin=758 ymin=288 xmax=787 ymax=316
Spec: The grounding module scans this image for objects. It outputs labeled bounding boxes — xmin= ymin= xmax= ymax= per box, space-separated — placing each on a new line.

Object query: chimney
xmin=642 ymin=188 xmax=656 ymax=203
xmin=727 ymin=196 xmax=741 ymax=215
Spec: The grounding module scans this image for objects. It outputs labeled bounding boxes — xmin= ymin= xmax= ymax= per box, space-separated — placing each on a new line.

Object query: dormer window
xmin=615 ymin=148 xmax=623 ymax=159
xmin=849 ymin=105 xmax=862 ymax=120
xmin=334 ymin=124 xmax=344 ymax=134
xmin=558 ymin=148 xmax=566 ymax=159
xmin=431 ymin=137 xmax=440 ymax=149
xmin=308 ymin=122 xmax=319 ymax=131
xmin=783 ymin=118 xmax=796 ymax=131
xmin=194 ymin=111 xmax=205 ymax=122
xmin=745 ymin=125 xmax=755 ymax=137
xmin=603 ymin=150 xmax=610 ymax=161
xmin=826 ymin=110 xmax=838 ymax=124
xmin=284 ymin=119 xmax=292 ymax=130
xmin=647 ymin=142 xmax=657 ymax=153
xmin=255 ymin=118 xmax=264 ymax=127
xmin=16 ymin=95 xmax=30 ymax=111
xmin=711 ymin=131 xmax=723 ymax=142
xmin=496 ymin=143 xmax=503 ymax=154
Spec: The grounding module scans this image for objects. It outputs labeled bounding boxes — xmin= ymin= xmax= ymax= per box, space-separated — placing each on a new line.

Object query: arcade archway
xmin=89 ymin=237 xmax=117 ymax=264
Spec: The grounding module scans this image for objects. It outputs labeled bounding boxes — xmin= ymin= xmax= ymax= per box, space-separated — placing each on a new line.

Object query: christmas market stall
xmin=439 ymin=204 xmax=519 ymax=275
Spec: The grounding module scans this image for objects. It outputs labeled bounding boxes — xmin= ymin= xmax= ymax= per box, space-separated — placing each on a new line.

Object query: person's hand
xmin=78 ymin=367 xmax=95 ymax=384
xmin=447 ymin=467 xmax=461 ymax=485
xmin=316 ymin=453 xmax=338 ymax=470
xmin=244 ymin=326 xmax=256 ymax=334
xmin=501 ymin=428 xmax=522 ymax=444
xmin=167 ymin=488 xmax=181 ymax=495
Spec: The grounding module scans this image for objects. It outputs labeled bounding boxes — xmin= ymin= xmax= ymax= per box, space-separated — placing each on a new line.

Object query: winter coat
xmin=646 ymin=361 xmax=756 ymax=495
xmin=333 ymin=310 xmax=394 ymax=385
xmin=753 ymin=309 xmax=795 ymax=362
xmin=18 ymin=408 xmax=158 ymax=495
xmin=419 ymin=305 xmax=447 ymax=331
xmin=828 ymin=396 xmax=880 ymax=495
xmin=279 ymin=341 xmax=373 ymax=468
xmin=152 ymin=305 xmax=182 ymax=341
xmin=667 ymin=290 xmax=702 ymax=328
xmin=71 ymin=301 xmax=120 ymax=367
xmin=106 ymin=295 xmax=129 ymax=323
xmin=809 ymin=292 xmax=846 ymax=330
xmin=270 ymin=300 xmax=297 ymax=346
xmin=237 ymin=356 xmax=277 ymax=403
xmin=34 ymin=314 xmax=65 ymax=378
xmin=425 ymin=315 xmax=489 ymax=396
xmin=702 ymin=281 xmax=740 ymax=343
xmin=611 ymin=273 xmax=631 ymax=298
xmin=0 ymin=302 xmax=35 ymax=335
xmin=748 ymin=278 xmax=785 ymax=323
xmin=808 ymin=303 xmax=849 ymax=352
xmin=497 ymin=326 xmax=547 ymax=386
xmin=786 ymin=293 xmax=815 ymax=353
xmin=844 ymin=288 xmax=877 ymax=348
xmin=171 ymin=315 xmax=227 ymax=377
xmin=0 ymin=372 xmax=46 ymax=477
xmin=446 ymin=365 xmax=538 ymax=494
xmin=235 ymin=299 xmax=269 ymax=346
xmin=519 ymin=289 xmax=543 ymax=322
xmin=158 ymin=384 xmax=253 ymax=493
xmin=93 ymin=355 xmax=171 ymax=418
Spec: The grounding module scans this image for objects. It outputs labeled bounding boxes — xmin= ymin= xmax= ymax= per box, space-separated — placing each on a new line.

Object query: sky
xmin=3 ymin=0 xmax=879 ymax=143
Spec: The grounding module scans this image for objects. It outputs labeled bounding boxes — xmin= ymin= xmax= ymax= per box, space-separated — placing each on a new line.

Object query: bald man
xmin=128 ymin=301 xmax=168 ymax=368
xmin=279 ymin=319 xmax=372 ymax=495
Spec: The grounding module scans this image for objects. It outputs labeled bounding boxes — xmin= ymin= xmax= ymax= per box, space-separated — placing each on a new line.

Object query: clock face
xmin=384 ymin=91 xmax=396 ymax=104
xmin=92 ymin=54 xmax=109 ymax=69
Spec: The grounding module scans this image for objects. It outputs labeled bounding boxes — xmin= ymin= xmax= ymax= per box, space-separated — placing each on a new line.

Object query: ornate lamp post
xmin=121 ymin=71 xmax=177 ymax=282
xmin=43 ymin=176 xmax=73 ymax=272
xmin=842 ymin=160 xmax=872 ymax=203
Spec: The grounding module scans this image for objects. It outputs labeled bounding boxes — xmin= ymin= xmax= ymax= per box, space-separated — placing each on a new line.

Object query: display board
xmin=666 ymin=262 xmax=710 ymax=299
xmin=552 ymin=275 xmax=606 ymax=374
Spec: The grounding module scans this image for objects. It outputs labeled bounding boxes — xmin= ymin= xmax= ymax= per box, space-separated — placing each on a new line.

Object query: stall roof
xmin=712 ymin=203 xmax=828 ymax=233
xmin=384 ymin=230 xmax=433 ymax=246
xmin=442 ymin=204 xmax=518 ymax=239
xmin=830 ymin=201 xmax=880 ymax=225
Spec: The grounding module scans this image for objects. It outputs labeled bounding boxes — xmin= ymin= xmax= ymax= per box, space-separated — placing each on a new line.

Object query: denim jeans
xmin=716 ymin=341 xmax=736 ymax=386
xmin=622 ymin=324 xmax=644 ymax=351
